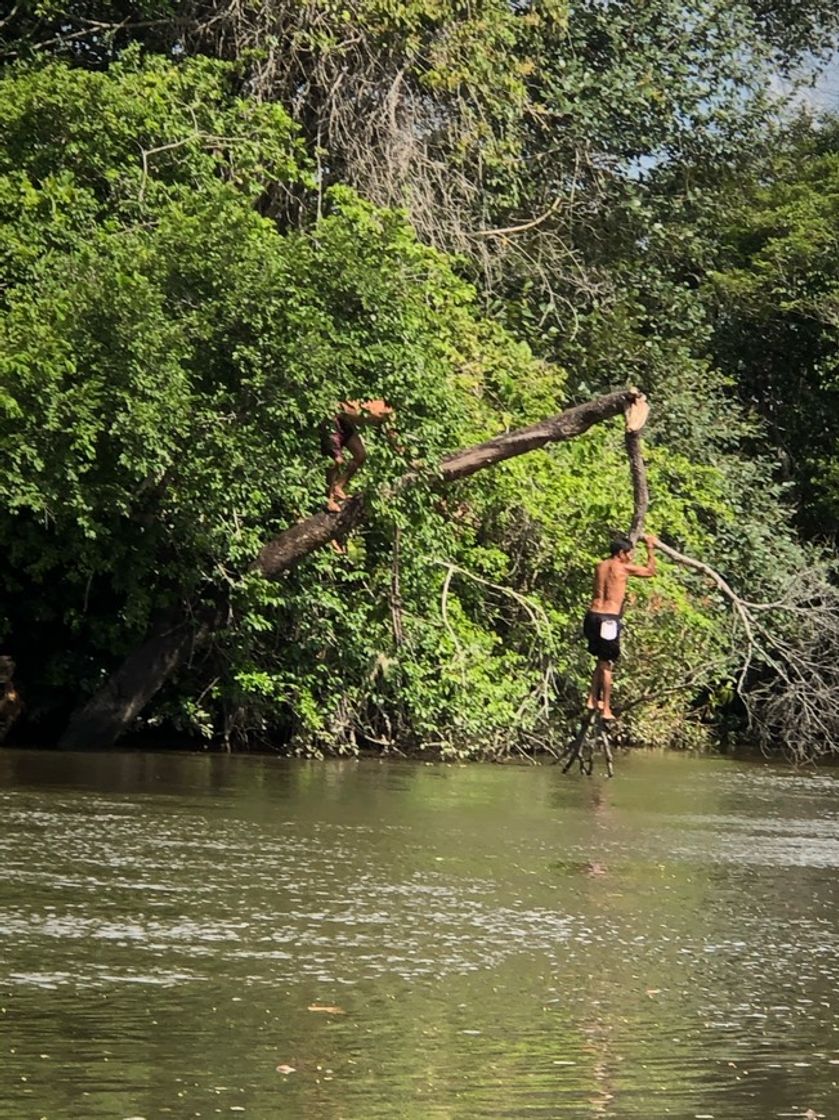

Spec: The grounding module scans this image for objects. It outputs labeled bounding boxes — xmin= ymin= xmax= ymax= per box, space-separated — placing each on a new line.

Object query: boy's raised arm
xmin=628 ymin=534 xmax=657 ymax=577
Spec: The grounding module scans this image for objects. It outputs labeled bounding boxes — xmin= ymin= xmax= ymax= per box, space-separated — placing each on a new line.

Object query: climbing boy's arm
xmin=627 ymin=534 xmax=657 ymax=578
xmin=361 ymin=402 xmax=405 ymax=453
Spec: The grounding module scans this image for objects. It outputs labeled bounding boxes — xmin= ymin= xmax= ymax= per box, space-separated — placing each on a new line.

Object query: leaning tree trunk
xmin=58 ymin=388 xmax=641 ymax=750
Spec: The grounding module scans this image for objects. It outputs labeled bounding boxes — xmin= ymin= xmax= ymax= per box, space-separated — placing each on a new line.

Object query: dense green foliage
xmin=2 ymin=4 xmax=839 ymax=756
xmin=709 ymin=127 xmax=839 ymax=538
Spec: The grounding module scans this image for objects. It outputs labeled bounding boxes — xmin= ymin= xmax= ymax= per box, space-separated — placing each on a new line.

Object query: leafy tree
xmin=4 ymin=4 xmax=838 ymax=756
xmin=708 ymin=124 xmax=839 ymax=538
xmin=0 ymin=52 xmax=765 ymax=753
xmin=6 ymin=2 xmax=839 ymax=288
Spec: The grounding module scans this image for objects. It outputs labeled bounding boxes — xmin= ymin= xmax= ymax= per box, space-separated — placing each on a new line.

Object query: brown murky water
xmin=1 ymin=748 xmax=838 ymax=1119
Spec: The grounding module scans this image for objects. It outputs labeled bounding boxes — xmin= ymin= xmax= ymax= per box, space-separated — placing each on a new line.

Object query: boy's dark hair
xmin=610 ymin=536 xmax=633 ymax=557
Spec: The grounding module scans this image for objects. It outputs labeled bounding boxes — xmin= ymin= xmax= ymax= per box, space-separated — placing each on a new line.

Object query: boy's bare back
xmin=589 ymin=535 xmax=657 ymax=615
xmin=591 ymin=559 xmax=630 ymax=615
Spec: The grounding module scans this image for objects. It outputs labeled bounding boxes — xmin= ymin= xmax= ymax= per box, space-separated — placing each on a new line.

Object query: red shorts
xmin=320 ymin=416 xmax=357 ymax=461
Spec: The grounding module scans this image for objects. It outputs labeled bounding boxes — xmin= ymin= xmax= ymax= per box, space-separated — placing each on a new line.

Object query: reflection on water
xmin=1 ymin=749 xmax=838 ymax=1118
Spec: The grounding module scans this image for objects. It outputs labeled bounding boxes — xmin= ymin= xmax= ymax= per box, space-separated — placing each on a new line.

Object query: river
xmin=1 ymin=748 xmax=837 ymax=1119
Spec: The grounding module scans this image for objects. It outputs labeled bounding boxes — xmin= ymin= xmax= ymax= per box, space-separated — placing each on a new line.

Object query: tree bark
xmin=624 ymin=429 xmax=649 ymax=544
xmin=439 ymin=389 xmax=638 ymax=481
xmin=58 ymin=387 xmax=641 ymax=749
xmin=58 ymin=610 xmax=223 ymax=751
xmin=251 ymin=494 xmax=366 ymax=578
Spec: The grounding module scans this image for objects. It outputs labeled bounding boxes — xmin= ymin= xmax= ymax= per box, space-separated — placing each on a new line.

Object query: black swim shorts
xmin=583 ymin=610 xmax=622 ymax=663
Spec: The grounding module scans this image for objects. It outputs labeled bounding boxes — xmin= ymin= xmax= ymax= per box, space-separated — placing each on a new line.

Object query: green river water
xmin=1 ymin=748 xmax=838 ymax=1119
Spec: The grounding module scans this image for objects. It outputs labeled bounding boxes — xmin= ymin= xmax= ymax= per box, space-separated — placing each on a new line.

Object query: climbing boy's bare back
xmin=591 ymin=539 xmax=656 ymax=616
xmin=583 ymin=534 xmax=657 ymax=720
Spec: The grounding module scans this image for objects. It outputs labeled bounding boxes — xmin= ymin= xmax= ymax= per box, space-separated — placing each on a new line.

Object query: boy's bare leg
xmin=332 ymin=465 xmax=350 ymax=500
xmin=326 ymin=434 xmax=366 ymax=545
xmin=586 ymin=663 xmax=603 ymax=710
xmin=338 ymin=433 xmax=366 ymax=495
xmin=326 ymin=460 xmax=344 ymax=511
xmin=327 ymin=466 xmax=347 ymax=550
xmin=600 ymin=661 xmax=615 ymax=720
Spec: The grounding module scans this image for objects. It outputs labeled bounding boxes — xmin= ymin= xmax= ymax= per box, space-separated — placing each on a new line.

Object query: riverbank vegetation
xmin=2 ymin=2 xmax=839 ymax=760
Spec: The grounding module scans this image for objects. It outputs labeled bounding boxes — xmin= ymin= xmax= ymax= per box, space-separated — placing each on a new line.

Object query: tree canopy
xmin=2 ymin=4 xmax=839 ymax=759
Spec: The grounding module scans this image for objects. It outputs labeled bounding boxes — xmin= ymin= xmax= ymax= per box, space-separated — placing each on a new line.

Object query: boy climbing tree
xmin=583 ymin=534 xmax=657 ymax=721
xmin=582 ymin=392 xmax=656 ymax=722
xmin=320 ymin=398 xmax=402 ymax=511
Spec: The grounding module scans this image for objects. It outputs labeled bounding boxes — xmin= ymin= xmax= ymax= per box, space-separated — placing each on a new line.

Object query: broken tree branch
xmin=620 ymin=390 xmax=649 ymax=543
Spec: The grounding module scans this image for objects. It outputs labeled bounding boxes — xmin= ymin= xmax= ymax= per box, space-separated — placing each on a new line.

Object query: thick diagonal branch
xmin=439 ymin=390 xmax=638 ymax=482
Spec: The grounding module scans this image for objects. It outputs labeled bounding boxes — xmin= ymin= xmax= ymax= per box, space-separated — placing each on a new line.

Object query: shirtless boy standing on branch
xmin=583 ymin=533 xmax=657 ymax=721
xmin=321 ymin=398 xmax=400 ymax=512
